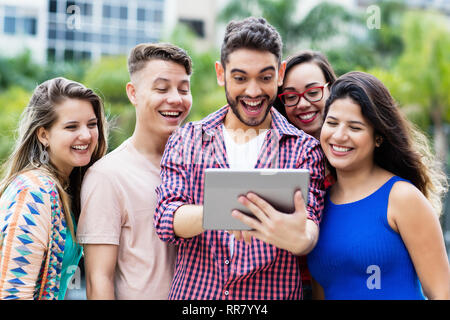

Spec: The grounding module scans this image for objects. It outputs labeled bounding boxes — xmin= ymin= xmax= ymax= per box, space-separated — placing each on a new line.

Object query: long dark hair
xmin=324 ymin=71 xmax=447 ymax=215
xmin=274 ymin=50 xmax=337 ymax=119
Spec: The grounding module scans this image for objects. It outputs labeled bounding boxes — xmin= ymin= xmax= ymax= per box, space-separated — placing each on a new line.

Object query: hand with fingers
xmin=229 ymin=190 xmax=319 ymax=255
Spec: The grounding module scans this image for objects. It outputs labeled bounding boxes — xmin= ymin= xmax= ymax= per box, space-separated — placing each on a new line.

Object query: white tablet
xmin=202 ymin=168 xmax=309 ymax=230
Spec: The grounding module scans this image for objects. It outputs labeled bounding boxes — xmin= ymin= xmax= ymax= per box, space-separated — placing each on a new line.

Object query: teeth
xmin=160 ymin=111 xmax=181 ymax=117
xmin=243 ymin=100 xmax=262 ymax=107
xmin=72 ymin=145 xmax=88 ymax=150
xmin=332 ymin=145 xmax=351 ymax=152
xmin=299 ymin=112 xmax=316 ymax=120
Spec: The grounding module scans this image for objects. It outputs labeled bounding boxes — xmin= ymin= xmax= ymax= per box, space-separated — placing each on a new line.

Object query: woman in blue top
xmin=308 ymin=71 xmax=450 ymax=299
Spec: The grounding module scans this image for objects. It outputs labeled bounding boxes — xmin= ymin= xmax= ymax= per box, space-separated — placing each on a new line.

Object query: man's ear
xmin=126 ymin=82 xmax=137 ymax=106
xmin=36 ymin=127 xmax=49 ymax=147
xmin=215 ymin=61 xmax=225 ymax=87
xmin=277 ymin=60 xmax=287 ymax=87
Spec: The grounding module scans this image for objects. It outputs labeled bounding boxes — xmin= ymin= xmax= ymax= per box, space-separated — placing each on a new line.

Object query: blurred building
xmin=0 ymin=0 xmax=47 ymax=63
xmin=167 ymin=0 xmax=226 ymax=51
xmin=47 ymin=0 xmax=165 ymax=62
xmin=0 ymin=0 xmax=170 ymax=64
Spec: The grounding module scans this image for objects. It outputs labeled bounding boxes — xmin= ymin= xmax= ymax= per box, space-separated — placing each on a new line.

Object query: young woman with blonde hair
xmin=0 ymin=77 xmax=107 ymax=299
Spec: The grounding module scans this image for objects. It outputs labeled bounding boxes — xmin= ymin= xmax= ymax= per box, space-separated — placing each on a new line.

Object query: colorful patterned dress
xmin=0 ymin=169 xmax=75 ymax=299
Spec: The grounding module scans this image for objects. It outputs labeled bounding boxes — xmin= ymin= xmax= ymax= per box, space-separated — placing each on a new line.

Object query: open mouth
xmin=241 ymin=99 xmax=265 ymax=116
xmin=159 ymin=111 xmax=182 ymax=118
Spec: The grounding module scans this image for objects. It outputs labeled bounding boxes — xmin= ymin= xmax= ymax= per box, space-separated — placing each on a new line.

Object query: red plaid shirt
xmin=154 ymin=106 xmax=325 ymax=300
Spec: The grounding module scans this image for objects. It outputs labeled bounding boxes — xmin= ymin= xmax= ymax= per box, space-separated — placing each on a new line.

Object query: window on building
xmin=75 ymin=30 xmax=84 ymax=41
xmin=81 ymin=51 xmax=91 ymax=60
xmin=65 ymin=30 xmax=75 ymax=40
xmin=83 ymin=3 xmax=93 ymax=16
xmin=101 ymin=34 xmax=111 ymax=44
xmin=49 ymin=0 xmax=58 ymax=13
xmin=57 ymin=24 xmax=66 ymax=39
xmin=48 ymin=29 xmax=57 ymax=39
xmin=66 ymin=1 xmax=76 ymax=12
xmin=154 ymin=10 xmax=163 ymax=23
xmin=64 ymin=49 xmax=74 ymax=61
xmin=23 ymin=17 xmax=37 ymax=36
xmin=179 ymin=19 xmax=205 ymax=38
xmin=137 ymin=8 xmax=146 ymax=21
xmin=4 ymin=17 xmax=16 ymax=34
xmin=103 ymin=4 xmax=112 ymax=18
xmin=83 ymin=32 xmax=92 ymax=42
xmin=47 ymin=48 xmax=56 ymax=62
xmin=120 ymin=6 xmax=128 ymax=20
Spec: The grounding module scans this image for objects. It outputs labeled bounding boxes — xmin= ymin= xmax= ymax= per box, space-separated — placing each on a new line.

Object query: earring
xmin=39 ymin=143 xmax=49 ymax=165
xmin=375 ymin=136 xmax=383 ymax=147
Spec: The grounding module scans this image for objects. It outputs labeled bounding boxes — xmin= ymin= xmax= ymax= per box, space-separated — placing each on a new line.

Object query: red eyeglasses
xmin=278 ymin=83 xmax=329 ymax=107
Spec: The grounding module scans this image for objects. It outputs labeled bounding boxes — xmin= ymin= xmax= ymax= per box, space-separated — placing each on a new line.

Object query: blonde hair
xmin=408 ymin=123 xmax=448 ymax=216
xmin=0 ymin=77 xmax=108 ymax=236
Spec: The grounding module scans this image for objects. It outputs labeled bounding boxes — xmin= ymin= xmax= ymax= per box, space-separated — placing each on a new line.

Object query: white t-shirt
xmin=222 ymin=124 xmax=268 ymax=170
xmin=222 ymin=125 xmax=267 ymax=257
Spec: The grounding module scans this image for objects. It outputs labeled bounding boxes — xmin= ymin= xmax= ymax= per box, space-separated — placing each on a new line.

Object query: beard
xmin=224 ymin=81 xmax=276 ymax=127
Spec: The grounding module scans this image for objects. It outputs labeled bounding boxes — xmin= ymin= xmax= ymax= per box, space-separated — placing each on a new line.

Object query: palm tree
xmin=218 ymin=0 xmax=354 ymax=55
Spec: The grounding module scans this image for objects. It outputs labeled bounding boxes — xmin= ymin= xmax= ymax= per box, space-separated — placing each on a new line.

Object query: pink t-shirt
xmin=77 ymin=139 xmax=176 ymax=299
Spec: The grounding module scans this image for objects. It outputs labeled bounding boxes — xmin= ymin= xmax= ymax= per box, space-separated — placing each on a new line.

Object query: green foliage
xmin=370 ymin=10 xmax=450 ymax=128
xmin=81 ymin=55 xmax=133 ymax=151
xmin=0 ymin=86 xmax=30 ymax=163
xmin=82 ymin=56 xmax=130 ymax=105
xmin=165 ymin=24 xmax=227 ymax=120
xmin=0 ymin=50 xmax=87 ymax=92
xmin=40 ymin=60 xmax=88 ymax=84
xmin=0 ymin=51 xmax=43 ymax=92
xmin=219 ymin=0 xmax=355 ymax=54
xmin=297 ymin=2 xmax=355 ymax=49
xmin=366 ymin=0 xmax=406 ymax=66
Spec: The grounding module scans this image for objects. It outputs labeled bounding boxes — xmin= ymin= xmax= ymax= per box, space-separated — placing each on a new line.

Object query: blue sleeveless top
xmin=308 ymin=176 xmax=425 ymax=300
xmin=58 ymin=217 xmax=83 ymax=300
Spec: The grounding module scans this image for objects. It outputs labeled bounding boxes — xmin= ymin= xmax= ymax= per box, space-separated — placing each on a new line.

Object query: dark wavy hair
xmin=274 ymin=50 xmax=336 ymax=119
xmin=221 ymin=17 xmax=283 ymax=68
xmin=324 ymin=71 xmax=447 ymax=215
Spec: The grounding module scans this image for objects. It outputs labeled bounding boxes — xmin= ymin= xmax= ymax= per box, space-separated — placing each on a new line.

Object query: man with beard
xmin=154 ymin=17 xmax=325 ymax=300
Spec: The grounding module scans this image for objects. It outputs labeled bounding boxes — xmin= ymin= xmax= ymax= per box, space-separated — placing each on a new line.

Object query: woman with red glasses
xmin=274 ymin=50 xmax=337 ymax=299
xmin=275 ymin=50 xmax=336 ymax=141
xmin=275 ymin=51 xmax=337 ymax=189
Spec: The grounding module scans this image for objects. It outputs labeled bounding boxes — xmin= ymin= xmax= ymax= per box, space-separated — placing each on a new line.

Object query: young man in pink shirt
xmin=77 ymin=43 xmax=193 ymax=299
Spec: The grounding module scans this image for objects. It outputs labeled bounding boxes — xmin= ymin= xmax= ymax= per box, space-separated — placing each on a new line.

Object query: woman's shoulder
xmin=389 ymin=177 xmax=424 ymax=203
xmin=388 ymin=175 xmax=433 ymax=223
xmin=12 ymin=169 xmax=59 ymax=195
